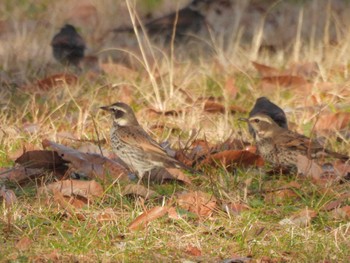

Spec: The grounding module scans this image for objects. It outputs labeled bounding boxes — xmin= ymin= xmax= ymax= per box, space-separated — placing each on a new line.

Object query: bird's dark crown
xmin=61 ymin=24 xmax=78 ymax=33
xmin=100 ymin=102 xmax=139 ymax=126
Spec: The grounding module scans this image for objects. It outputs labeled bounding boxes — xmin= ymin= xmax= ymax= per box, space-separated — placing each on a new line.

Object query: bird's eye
xmin=254 ymin=119 xmax=260 ymax=123
xmin=115 ymin=110 xmax=124 ymax=119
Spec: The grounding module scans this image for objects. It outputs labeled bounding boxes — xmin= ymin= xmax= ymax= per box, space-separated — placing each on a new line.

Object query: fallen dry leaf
xmin=200 ymin=150 xmax=264 ymax=169
xmin=280 ymin=208 xmax=317 ymax=227
xmin=167 ymin=207 xmax=180 ymax=220
xmin=15 ymin=237 xmax=32 ymax=251
xmin=36 ymin=73 xmax=78 ymax=90
xmin=53 ymin=189 xmax=78 ymax=213
xmin=177 ymin=191 xmax=217 ymax=217
xmin=122 ymin=184 xmax=160 ymax=199
xmin=252 ymin=61 xmax=280 ymax=77
xmin=42 ymin=139 xmax=129 ymax=182
xmin=41 ymin=179 xmax=103 ymax=200
xmin=314 ymin=112 xmax=350 ymax=133
xmin=333 ymin=161 xmax=350 ymax=177
xmin=0 ymin=167 xmax=46 ymax=183
xmin=8 ymin=143 xmax=38 ymax=160
xmin=185 ymin=245 xmax=202 ymax=256
xmin=165 ymin=168 xmax=192 ymax=184
xmin=322 ymin=194 xmax=350 ymax=211
xmin=96 ymin=208 xmax=118 ymax=223
xmin=224 ymin=77 xmax=238 ymax=99
xmin=297 ymin=155 xmax=323 ymax=179
xmin=0 ymin=186 xmax=17 ymax=208
xmin=331 ymin=206 xmax=350 ymax=220
xmin=15 ymin=150 xmax=67 ymax=169
xmin=189 ymin=139 xmax=213 ymax=158
xmin=261 ymin=75 xmax=309 ymax=87
xmin=129 ymin=206 xmax=169 ymax=231
xmin=222 ymin=202 xmax=250 ymax=215
xmin=203 ymin=100 xmax=246 ymax=114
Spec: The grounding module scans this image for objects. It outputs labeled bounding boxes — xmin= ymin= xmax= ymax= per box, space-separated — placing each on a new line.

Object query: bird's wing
xmin=117 ymin=126 xmax=185 ymax=169
xmin=275 ymin=130 xmax=349 ymax=160
xmin=276 ymin=130 xmax=320 ymax=150
xmin=118 ymin=126 xmax=168 ymax=156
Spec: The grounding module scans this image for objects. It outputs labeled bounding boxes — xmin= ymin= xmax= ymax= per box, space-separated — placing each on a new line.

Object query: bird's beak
xmin=238 ymin=117 xmax=249 ymax=122
xmin=100 ymin=106 xmax=111 ymax=112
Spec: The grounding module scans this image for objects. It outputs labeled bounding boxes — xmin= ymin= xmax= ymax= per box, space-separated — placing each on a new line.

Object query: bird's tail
xmin=327 ymin=150 xmax=349 ymax=162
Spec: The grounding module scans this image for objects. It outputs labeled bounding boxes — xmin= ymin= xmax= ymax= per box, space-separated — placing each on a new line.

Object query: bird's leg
xmin=147 ymin=170 xmax=151 ymax=192
xmin=137 ymin=172 xmax=144 ymax=185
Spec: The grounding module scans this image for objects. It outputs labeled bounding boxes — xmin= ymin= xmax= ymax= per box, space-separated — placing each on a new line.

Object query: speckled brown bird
xmin=243 ymin=113 xmax=349 ymax=170
xmin=100 ymin=102 xmax=186 ymax=181
xmin=51 ymin=24 xmax=86 ymax=67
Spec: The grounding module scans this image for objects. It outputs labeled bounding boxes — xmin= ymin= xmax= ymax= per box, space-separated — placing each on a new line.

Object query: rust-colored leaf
xmin=177 ymin=191 xmax=217 ymax=218
xmin=331 ymin=206 xmax=350 ymax=220
xmin=8 ymin=143 xmax=38 ymax=160
xmin=15 ymin=237 xmax=32 ymax=251
xmin=252 ymin=61 xmax=280 ymax=77
xmin=129 ymin=206 xmax=169 ymax=231
xmin=41 ymin=180 xmax=103 ymax=200
xmin=36 ymin=73 xmax=78 ymax=90
xmin=53 ymin=190 xmax=78 ymax=213
xmin=15 ymin=150 xmax=67 ymax=169
xmin=0 ymin=167 xmax=45 ymax=183
xmin=296 ymin=154 xmax=323 ymax=179
xmin=167 ymin=207 xmax=180 ymax=219
xmin=185 ymin=245 xmax=202 ymax=256
xmin=96 ymin=208 xmax=118 ymax=223
xmin=214 ymin=137 xmax=249 ymax=151
xmin=333 ymin=161 xmax=350 ymax=177
xmin=165 ymin=168 xmax=192 ymax=185
xmin=322 ymin=194 xmax=350 ymax=211
xmin=200 ymin=150 xmax=264 ymax=169
xmin=314 ymin=112 xmax=350 ymax=133
xmin=222 ymin=202 xmax=250 ymax=215
xmin=42 ymin=139 xmax=129 ymax=182
xmin=224 ymin=77 xmax=238 ymax=99
xmin=175 ymin=150 xmax=194 ymax=167
xmin=203 ymin=101 xmax=245 ymax=114
xmin=261 ymin=75 xmax=308 ymax=87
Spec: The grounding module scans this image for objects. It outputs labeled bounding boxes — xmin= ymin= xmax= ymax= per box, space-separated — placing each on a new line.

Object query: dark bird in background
xmin=51 ymin=24 xmax=86 ymax=67
xmin=114 ymin=0 xmax=210 ymax=42
xmin=248 ymin=97 xmax=288 ymax=137
xmin=100 ymin=102 xmax=187 ymax=182
xmin=242 ymin=113 xmax=349 ymax=171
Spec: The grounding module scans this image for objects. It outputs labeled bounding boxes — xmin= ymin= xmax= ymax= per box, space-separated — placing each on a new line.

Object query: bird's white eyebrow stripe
xmin=250 ymin=115 xmax=273 ymax=124
xmin=111 ymin=106 xmax=127 ymax=112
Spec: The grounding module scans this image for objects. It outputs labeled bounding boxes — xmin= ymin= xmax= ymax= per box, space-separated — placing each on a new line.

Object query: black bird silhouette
xmin=114 ymin=0 xmax=208 ymax=42
xmin=51 ymin=24 xmax=86 ymax=67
